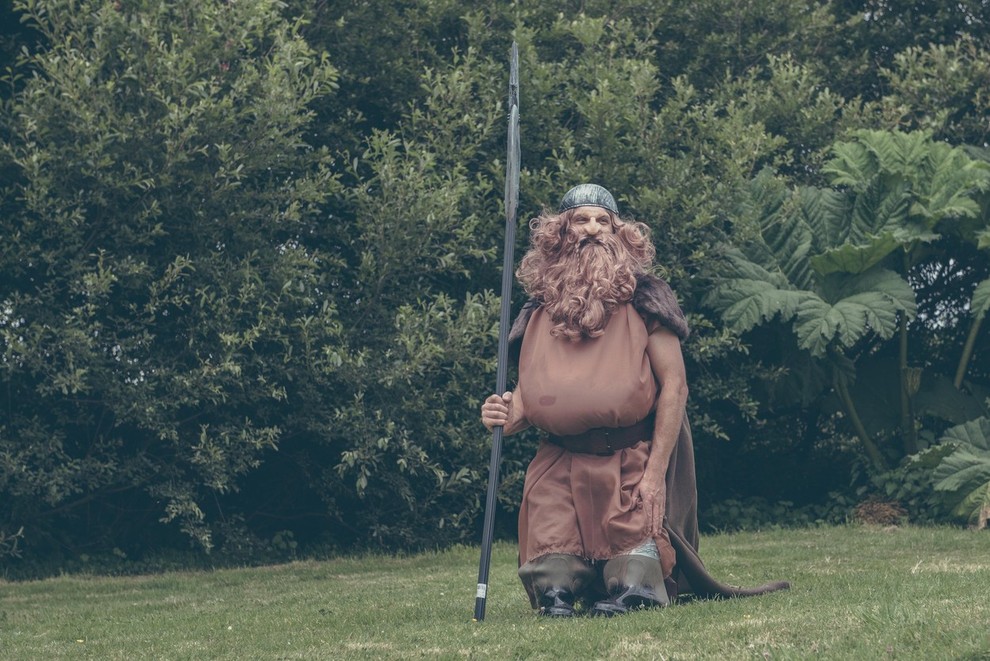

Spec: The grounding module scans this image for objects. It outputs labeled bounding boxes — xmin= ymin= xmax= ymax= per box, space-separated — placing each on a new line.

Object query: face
xmin=569 ymin=205 xmax=614 ymax=240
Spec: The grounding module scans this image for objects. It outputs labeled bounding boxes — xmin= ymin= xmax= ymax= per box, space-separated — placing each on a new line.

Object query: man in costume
xmin=481 ymin=183 xmax=789 ymax=617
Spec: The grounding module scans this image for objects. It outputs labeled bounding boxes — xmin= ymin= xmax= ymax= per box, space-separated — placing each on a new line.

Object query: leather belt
xmin=547 ymin=413 xmax=655 ymax=456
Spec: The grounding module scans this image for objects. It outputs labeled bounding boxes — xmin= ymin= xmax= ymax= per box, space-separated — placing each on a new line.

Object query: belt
xmin=546 ymin=413 xmax=655 ymax=456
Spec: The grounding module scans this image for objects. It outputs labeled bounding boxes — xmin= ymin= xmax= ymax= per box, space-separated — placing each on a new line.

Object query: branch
xmin=953 ymin=315 xmax=984 ymax=390
xmin=898 ymin=253 xmax=918 ymax=455
xmin=833 ymin=370 xmax=887 ymax=472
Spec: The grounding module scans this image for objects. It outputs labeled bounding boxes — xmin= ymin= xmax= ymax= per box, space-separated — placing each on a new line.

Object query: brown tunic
xmin=516 ymin=304 xmax=675 ymax=576
xmin=518 ymin=305 xmax=656 ymax=436
xmin=510 ymin=276 xmax=791 ymax=600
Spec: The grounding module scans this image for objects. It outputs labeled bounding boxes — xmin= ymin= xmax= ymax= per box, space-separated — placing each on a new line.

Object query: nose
xmin=585 ymin=220 xmax=601 ymax=236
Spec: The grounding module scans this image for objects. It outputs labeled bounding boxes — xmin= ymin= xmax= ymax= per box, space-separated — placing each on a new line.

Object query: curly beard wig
xmin=515 ymin=208 xmax=656 ymax=340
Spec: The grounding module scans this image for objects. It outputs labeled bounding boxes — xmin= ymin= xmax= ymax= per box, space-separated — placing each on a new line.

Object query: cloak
xmin=508 ymin=273 xmax=790 ymax=599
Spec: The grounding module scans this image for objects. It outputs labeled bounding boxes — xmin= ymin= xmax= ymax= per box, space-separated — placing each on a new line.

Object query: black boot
xmin=539 ymin=587 xmax=577 ymax=617
xmin=589 ymin=585 xmax=666 ymax=617
xmin=590 ymin=554 xmax=669 ymax=617
xmin=518 ymin=553 xmax=595 ymax=615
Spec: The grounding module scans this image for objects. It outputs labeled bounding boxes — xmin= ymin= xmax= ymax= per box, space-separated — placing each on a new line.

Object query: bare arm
xmin=634 ymin=326 xmax=689 ymax=518
xmin=646 ymin=326 xmax=689 ymax=473
xmin=480 ymin=388 xmax=531 ymax=436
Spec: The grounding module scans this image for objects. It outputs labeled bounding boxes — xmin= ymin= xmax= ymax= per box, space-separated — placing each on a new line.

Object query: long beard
xmin=542 ymin=233 xmax=638 ymax=340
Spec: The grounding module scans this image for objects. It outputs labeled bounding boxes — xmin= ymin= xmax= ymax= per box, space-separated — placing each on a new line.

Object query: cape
xmin=507 ymin=273 xmax=790 ymax=600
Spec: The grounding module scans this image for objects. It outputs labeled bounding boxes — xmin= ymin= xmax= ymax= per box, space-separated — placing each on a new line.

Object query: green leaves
xmin=815 ymin=130 xmax=990 ymax=273
xmin=705 ymin=245 xmax=808 ymax=330
xmin=708 ymin=263 xmax=916 ymax=358
xmin=708 ymin=131 xmax=989 ymax=360
xmin=2 ymin=0 xmax=989 ymax=562
xmin=931 ymin=417 xmax=990 ymax=529
xmin=970 ymin=278 xmax=990 ymax=323
xmin=705 ymin=129 xmax=990 ymax=472
xmin=1 ymin=0 xmax=342 ymax=553
xmin=794 ymin=270 xmax=917 ymax=356
xmin=810 ymin=232 xmax=902 ymax=276
xmin=706 ymin=146 xmax=928 ymax=358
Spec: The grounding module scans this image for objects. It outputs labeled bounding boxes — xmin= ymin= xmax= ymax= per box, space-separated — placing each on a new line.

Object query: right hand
xmin=481 ymin=391 xmax=514 ymax=431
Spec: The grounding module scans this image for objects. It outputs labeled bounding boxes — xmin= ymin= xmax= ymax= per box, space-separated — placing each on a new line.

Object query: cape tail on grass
xmin=667 ymin=527 xmax=791 ymax=598
xmin=474 ymin=41 xmax=520 ymax=623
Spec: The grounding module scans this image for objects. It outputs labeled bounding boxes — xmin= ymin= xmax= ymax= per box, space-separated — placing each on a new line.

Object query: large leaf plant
xmin=706 ymin=130 xmax=990 ymax=471
xmin=927 ymin=417 xmax=990 ymax=529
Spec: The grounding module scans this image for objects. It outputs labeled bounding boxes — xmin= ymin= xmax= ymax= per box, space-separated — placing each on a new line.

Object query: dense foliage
xmin=2 ymin=0 xmax=989 ymax=568
xmin=0 ymin=0 xmax=347 ymax=556
xmin=705 ymin=131 xmax=990 ymax=468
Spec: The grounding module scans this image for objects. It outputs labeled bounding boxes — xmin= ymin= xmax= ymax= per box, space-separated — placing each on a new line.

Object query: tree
xmin=0 ymin=0 xmax=341 ymax=555
xmin=7 ymin=0 xmax=990 ymax=564
xmin=284 ymin=0 xmax=990 ymax=529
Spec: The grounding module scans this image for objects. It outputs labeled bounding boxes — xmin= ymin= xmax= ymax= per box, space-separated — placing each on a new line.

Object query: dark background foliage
xmin=1 ymin=0 xmax=988 ymax=573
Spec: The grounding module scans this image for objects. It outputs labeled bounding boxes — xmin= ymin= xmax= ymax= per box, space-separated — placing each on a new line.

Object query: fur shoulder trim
xmin=633 ymin=273 xmax=690 ymax=340
xmin=506 ymin=275 xmax=688 ymax=365
xmin=507 ymin=299 xmax=539 ymax=365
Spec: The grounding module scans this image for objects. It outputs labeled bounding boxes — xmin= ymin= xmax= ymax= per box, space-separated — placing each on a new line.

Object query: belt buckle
xmin=596 ymin=429 xmax=614 ymax=456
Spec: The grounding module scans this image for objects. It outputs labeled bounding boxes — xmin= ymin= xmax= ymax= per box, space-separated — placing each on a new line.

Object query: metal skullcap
xmin=558 ymin=183 xmax=619 ymax=215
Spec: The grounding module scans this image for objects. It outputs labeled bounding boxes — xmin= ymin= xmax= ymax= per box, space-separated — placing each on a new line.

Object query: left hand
xmin=633 ymin=472 xmax=665 ymax=532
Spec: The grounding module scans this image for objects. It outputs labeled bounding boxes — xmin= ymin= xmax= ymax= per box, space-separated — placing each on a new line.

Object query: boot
xmin=538 ymin=587 xmax=577 ymax=617
xmin=590 ymin=554 xmax=669 ymax=617
xmin=518 ymin=553 xmax=595 ymax=615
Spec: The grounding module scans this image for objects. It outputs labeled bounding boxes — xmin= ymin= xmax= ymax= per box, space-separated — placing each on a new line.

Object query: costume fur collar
xmin=507 ymin=273 xmax=689 ymax=363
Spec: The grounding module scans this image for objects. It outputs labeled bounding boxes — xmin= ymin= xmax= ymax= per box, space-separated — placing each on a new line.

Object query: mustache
xmin=576 ymin=235 xmax=617 ymax=254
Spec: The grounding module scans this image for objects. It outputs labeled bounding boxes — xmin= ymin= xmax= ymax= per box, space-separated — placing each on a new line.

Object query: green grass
xmin=2 ymin=526 xmax=989 ymax=660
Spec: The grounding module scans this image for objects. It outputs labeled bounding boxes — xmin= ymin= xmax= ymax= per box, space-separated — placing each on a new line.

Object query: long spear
xmin=474 ymin=41 xmax=520 ymax=623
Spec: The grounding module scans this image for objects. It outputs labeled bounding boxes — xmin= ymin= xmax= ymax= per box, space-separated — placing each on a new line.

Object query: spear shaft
xmin=473 ymin=41 xmax=519 ymax=623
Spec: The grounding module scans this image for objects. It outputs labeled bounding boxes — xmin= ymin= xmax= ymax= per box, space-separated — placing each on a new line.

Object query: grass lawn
xmin=2 ymin=525 xmax=989 ymax=660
